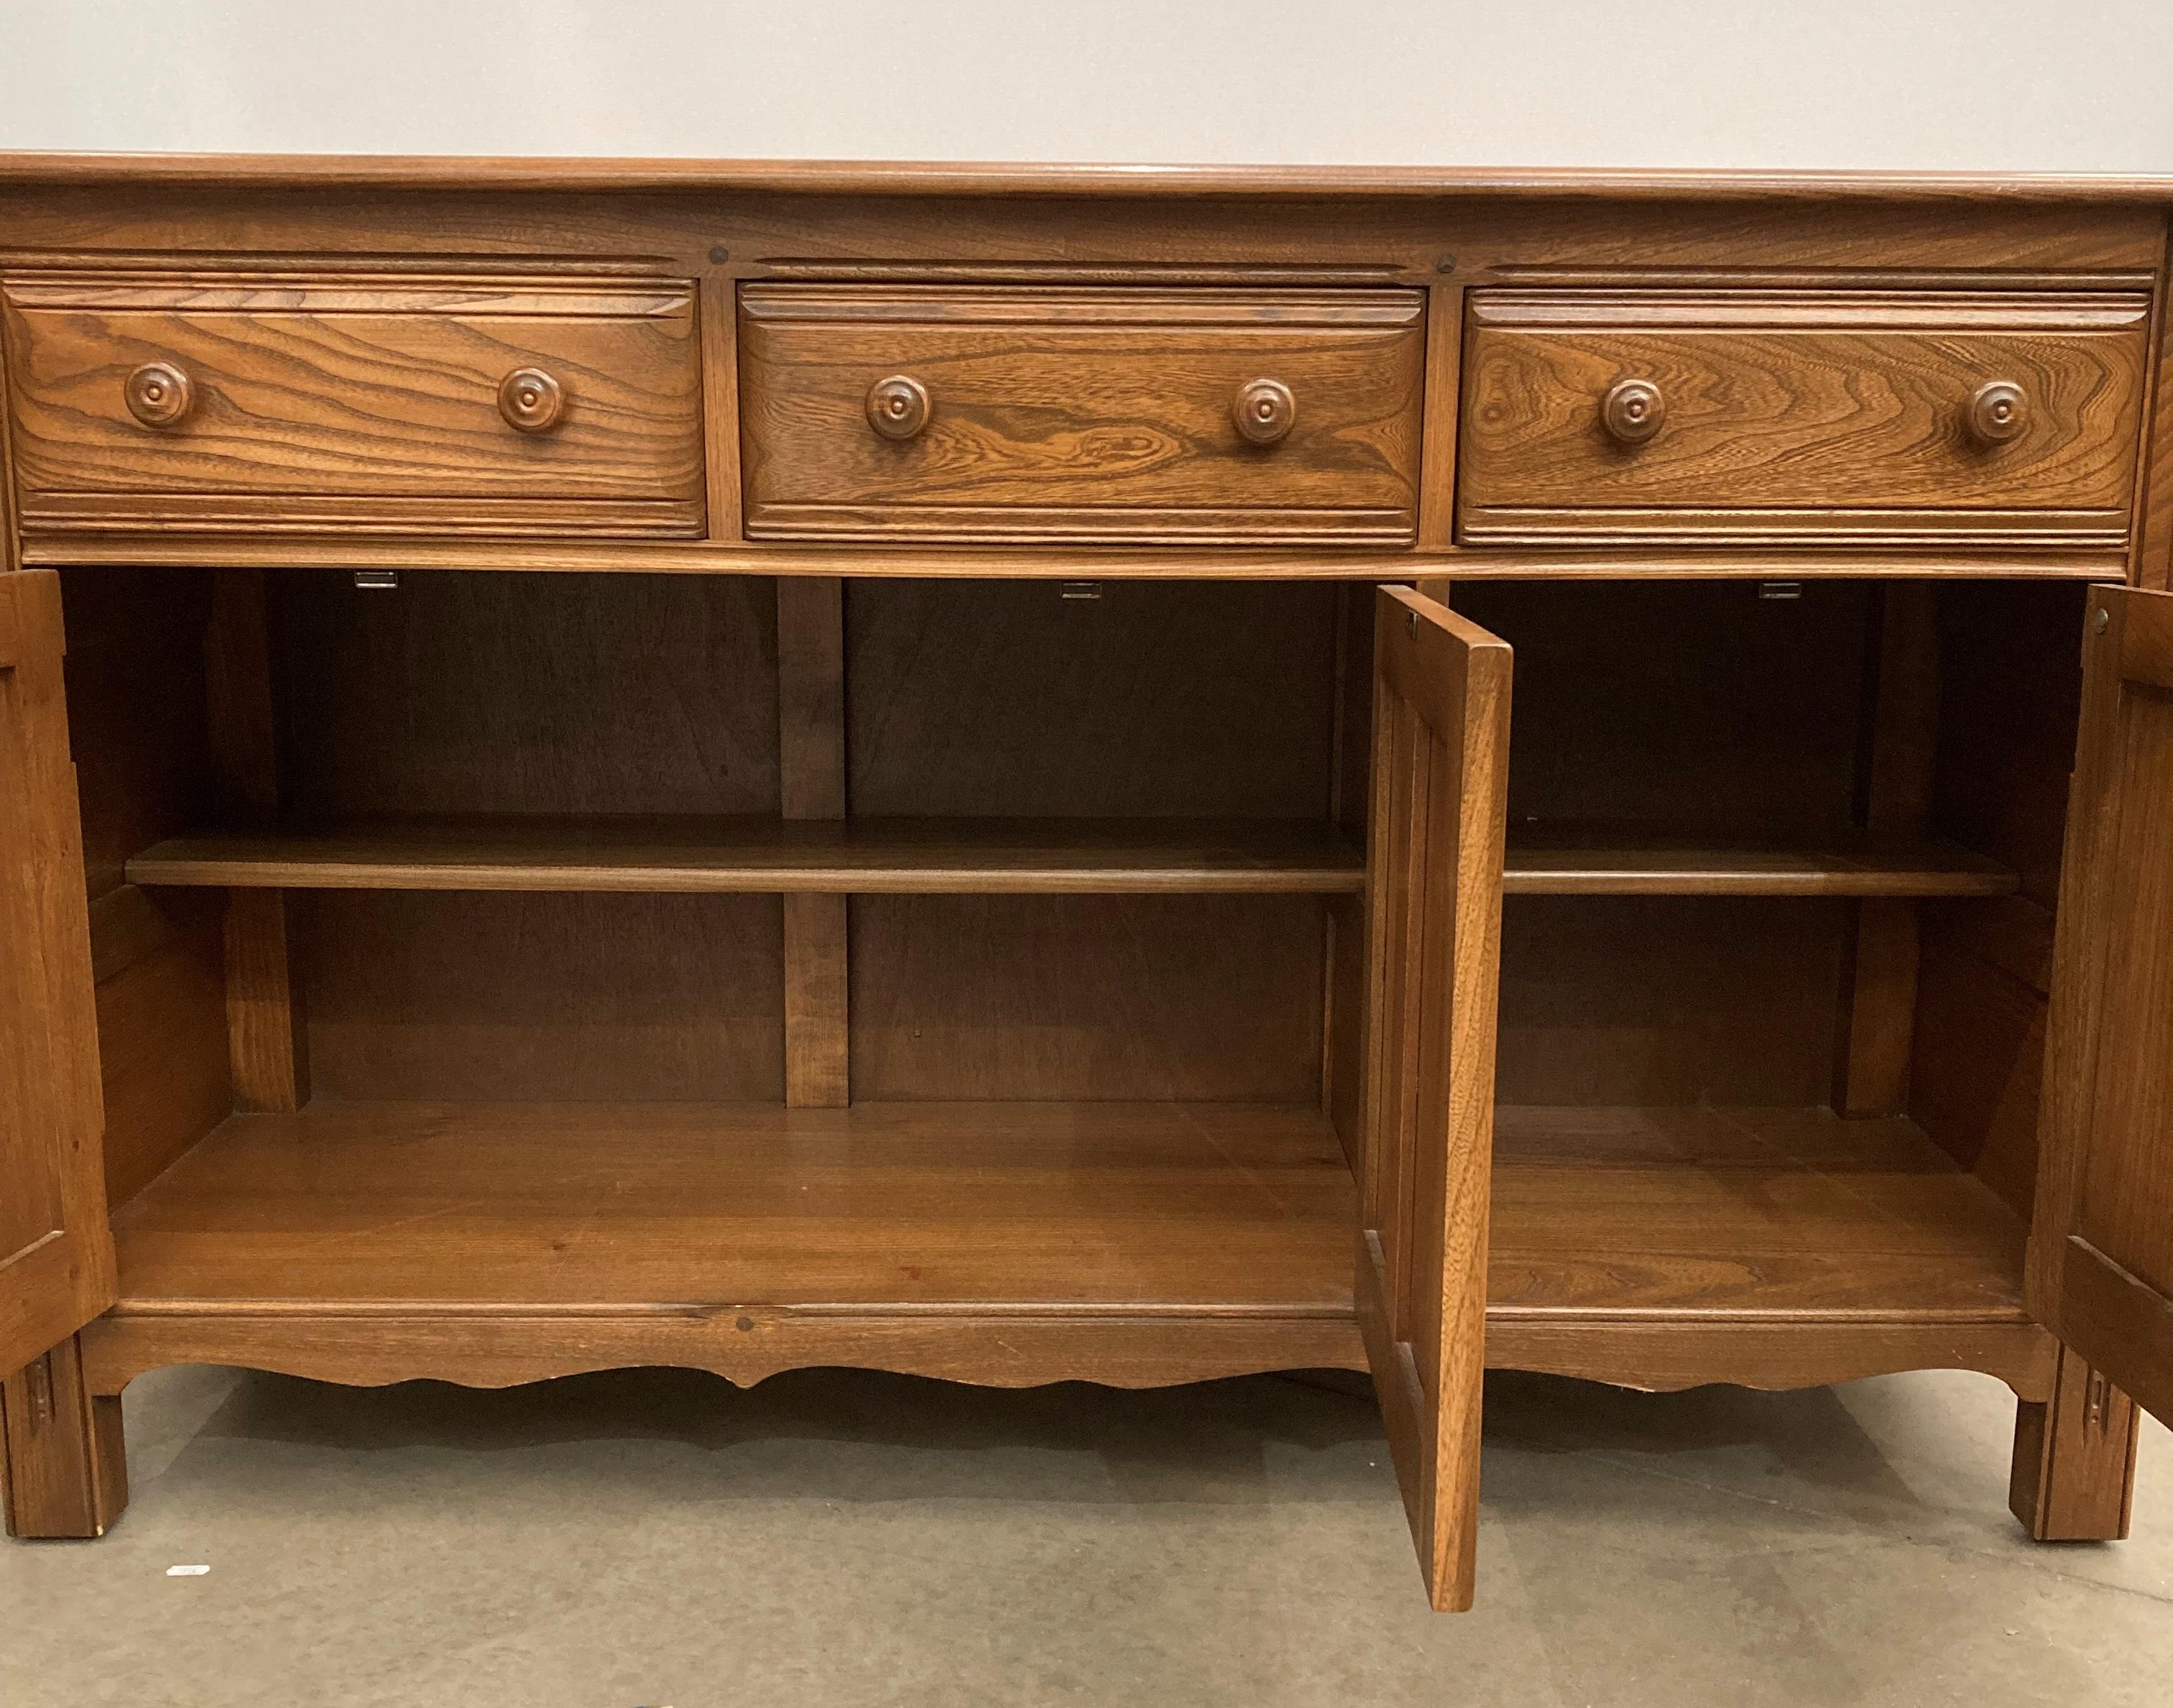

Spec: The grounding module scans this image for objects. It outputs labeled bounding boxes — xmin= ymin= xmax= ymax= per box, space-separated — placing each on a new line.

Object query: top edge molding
xmin=0 ymin=152 xmax=2170 ymax=203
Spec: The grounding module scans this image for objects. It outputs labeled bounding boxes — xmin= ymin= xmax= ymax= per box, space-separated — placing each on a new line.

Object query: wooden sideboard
xmin=4 ymin=155 xmax=2173 ymax=1612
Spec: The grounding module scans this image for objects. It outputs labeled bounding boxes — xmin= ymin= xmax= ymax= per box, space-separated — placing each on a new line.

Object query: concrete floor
xmin=1 ymin=1365 xmax=2166 ymax=1707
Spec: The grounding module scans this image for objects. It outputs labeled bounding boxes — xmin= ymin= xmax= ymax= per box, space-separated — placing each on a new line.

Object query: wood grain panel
xmin=103 ymin=1100 xmax=1353 ymax=1310
xmin=93 ymin=911 xmax=231 ymax=1211
xmin=277 ymin=571 xmax=779 ymax=819
xmin=0 ymin=1338 xmax=126 ymax=1538
xmin=300 ymin=890 xmax=785 ymax=1103
xmin=846 ymin=578 xmax=1338 ymax=818
xmin=6 ymin=277 xmax=703 ymax=536
xmin=1495 ymin=897 xmax=1849 ymax=1107
xmin=849 ymin=895 xmax=1324 ymax=1102
xmin=739 ymin=286 xmax=1423 ymax=543
xmin=1459 ymin=290 xmax=2151 ymax=545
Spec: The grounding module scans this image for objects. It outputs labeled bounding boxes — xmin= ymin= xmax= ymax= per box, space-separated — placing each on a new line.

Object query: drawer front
xmin=738 ymin=285 xmax=1425 ymax=543
xmin=4 ymin=277 xmax=705 ymax=536
xmin=1457 ymin=290 xmax=2151 ymax=547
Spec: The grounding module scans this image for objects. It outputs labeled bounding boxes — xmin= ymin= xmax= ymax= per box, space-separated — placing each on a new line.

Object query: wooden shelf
xmin=126 ymin=816 xmax=1366 ymax=896
xmin=1501 ymin=829 xmax=2021 ymax=897
xmin=1490 ymin=1104 xmax=2030 ymax=1324
xmin=109 ymin=1101 xmax=1356 ymax=1313
xmin=127 ymin=817 xmax=2013 ymax=900
xmin=92 ymin=1098 xmax=2046 ymax=1395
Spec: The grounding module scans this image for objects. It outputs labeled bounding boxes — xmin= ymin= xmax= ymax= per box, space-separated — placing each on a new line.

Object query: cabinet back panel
xmin=59 ymin=569 xmax=232 ymax=1209
xmin=277 ymin=571 xmax=781 ymax=818
xmin=850 ymin=894 xmax=1325 ymax=1101
xmin=301 ymin=891 xmax=785 ymax=1102
xmin=1452 ymin=581 xmax=1873 ymax=839
xmin=1495 ymin=896 xmax=1846 ymax=1106
xmin=846 ymin=580 xmax=1338 ymax=818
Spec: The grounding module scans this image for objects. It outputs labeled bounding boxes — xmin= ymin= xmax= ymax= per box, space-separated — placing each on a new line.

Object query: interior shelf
xmin=126 ymin=818 xmax=2014 ymax=900
xmin=1500 ymin=828 xmax=2019 ymax=897
xmin=125 ymin=816 xmax=1367 ymax=896
xmin=109 ymin=1099 xmax=2026 ymax=1331
xmin=109 ymin=1101 xmax=1357 ymax=1314
xmin=1490 ymin=1105 xmax=2030 ymax=1324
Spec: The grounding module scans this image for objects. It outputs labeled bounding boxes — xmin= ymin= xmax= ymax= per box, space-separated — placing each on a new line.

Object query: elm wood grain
xmin=1358 ymin=587 xmax=1511 ymax=1613
xmin=2031 ymin=586 xmax=2173 ymax=1426
xmin=276 ymin=571 xmax=780 ymax=821
xmin=849 ymin=894 xmax=1326 ymax=1102
xmin=1417 ymin=282 xmax=1466 ymax=549
xmin=697 ymin=271 xmax=744 ymax=539
xmin=1495 ymin=897 xmax=1850 ymax=1109
xmin=223 ymin=891 xmax=308 ymax=1112
xmin=1487 ymin=1105 xmax=2031 ymax=1327
xmin=1911 ymin=898 xmax=2054 ymax=1217
xmin=1458 ymin=290 xmax=2151 ymax=547
xmin=4 ymin=277 xmax=705 ymax=537
xmin=776 ymin=577 xmax=849 ymax=1106
xmin=0 ymin=1338 xmax=126 ymax=1539
xmin=101 ymin=1101 xmax=1355 ymax=1311
xmin=10 ymin=153 xmax=2173 ymax=202
xmin=300 ymin=890 xmax=785 ymax=1104
xmin=1485 ymin=1320 xmax=2054 ymax=1399
xmin=79 ymin=1308 xmax=1367 ymax=1398
xmin=1832 ymin=584 xmax=1942 ymax=1117
xmin=203 ymin=568 xmax=281 ymax=824
xmin=739 ymin=286 xmax=1425 ymax=543
xmin=2010 ymin=1345 xmax=2141 ymax=1541
xmin=846 ymin=578 xmax=1338 ymax=819
xmin=91 ymin=914 xmax=231 ymax=1211
xmin=2132 ymin=221 xmax=2173 ymax=594
xmin=55 ymin=568 xmax=215 ymax=900
xmin=22 ymin=535 xmax=2133 ymax=580
xmin=1503 ymin=833 xmax=2016 ymax=896
xmin=126 ymin=816 xmax=1369 ymax=895
xmin=0 ymin=571 xmax=116 ymax=1377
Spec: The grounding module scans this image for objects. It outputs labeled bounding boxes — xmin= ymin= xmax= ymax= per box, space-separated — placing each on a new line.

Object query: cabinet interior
xmin=65 ymin=568 xmax=2082 ymax=1345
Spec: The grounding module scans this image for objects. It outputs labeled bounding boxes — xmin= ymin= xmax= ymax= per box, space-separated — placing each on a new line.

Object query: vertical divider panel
xmin=205 ymin=568 xmax=307 ymax=1112
xmin=1357 ymin=584 xmax=1511 ymax=1614
xmin=777 ymin=576 xmax=849 ymax=1107
xmin=1834 ymin=583 xmax=1939 ymax=1117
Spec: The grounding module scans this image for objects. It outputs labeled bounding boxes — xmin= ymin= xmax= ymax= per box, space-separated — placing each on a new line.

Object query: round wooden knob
xmin=1966 ymin=380 xmax=2027 ymax=446
xmin=1232 ymin=377 xmax=1296 ymax=446
xmin=1600 ymin=379 xmax=1665 ymax=446
xmin=866 ymin=375 xmax=931 ymax=440
xmin=124 ymin=361 xmax=193 ymax=429
xmin=498 ymin=368 xmax=565 ymax=433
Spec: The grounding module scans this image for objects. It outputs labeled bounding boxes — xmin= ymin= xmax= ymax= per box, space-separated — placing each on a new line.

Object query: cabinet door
xmin=2035 ymin=583 xmax=2173 ymax=1428
xmin=1357 ymin=584 xmax=1512 ymax=1612
xmin=0 ymin=570 xmax=114 ymax=1377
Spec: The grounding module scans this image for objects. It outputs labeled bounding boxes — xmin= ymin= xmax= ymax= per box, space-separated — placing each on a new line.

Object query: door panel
xmin=1357 ymin=584 xmax=1512 ymax=1612
xmin=0 ymin=570 xmax=114 ymax=1377
xmin=2034 ymin=583 xmax=2173 ymax=1426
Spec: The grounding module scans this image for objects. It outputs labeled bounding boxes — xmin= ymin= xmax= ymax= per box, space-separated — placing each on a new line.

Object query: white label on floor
xmin=165 ymin=1564 xmax=210 ymax=1577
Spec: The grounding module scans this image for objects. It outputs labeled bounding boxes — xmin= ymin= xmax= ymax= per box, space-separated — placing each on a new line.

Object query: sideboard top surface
xmin=1 ymin=152 xmax=2172 ymax=203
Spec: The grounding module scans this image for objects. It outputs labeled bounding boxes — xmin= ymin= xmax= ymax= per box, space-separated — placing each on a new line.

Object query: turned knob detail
xmin=1600 ymin=378 xmax=1665 ymax=446
xmin=498 ymin=368 xmax=566 ymax=433
xmin=1965 ymin=380 xmax=2027 ymax=446
xmin=1232 ymin=377 xmax=1296 ymax=446
xmin=866 ymin=374 xmax=931 ymax=440
xmin=124 ymin=361 xmax=193 ymax=429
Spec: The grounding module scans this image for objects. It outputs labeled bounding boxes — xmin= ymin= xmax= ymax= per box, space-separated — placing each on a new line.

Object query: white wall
xmin=0 ymin=0 xmax=2169 ymax=172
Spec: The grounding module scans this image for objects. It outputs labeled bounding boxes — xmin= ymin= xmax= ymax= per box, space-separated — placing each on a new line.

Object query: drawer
xmin=737 ymin=285 xmax=1425 ymax=543
xmin=1457 ymin=290 xmax=2151 ymax=548
xmin=3 ymin=277 xmax=705 ymax=535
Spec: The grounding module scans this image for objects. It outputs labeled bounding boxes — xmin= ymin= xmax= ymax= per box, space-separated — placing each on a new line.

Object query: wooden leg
xmin=1 ymin=1337 xmax=127 ymax=1539
xmin=2011 ymin=1344 xmax=2139 ymax=1541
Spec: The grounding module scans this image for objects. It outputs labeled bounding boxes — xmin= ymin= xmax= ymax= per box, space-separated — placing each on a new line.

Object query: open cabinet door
xmin=1357 ymin=585 xmax=1511 ymax=1612
xmin=2035 ymin=583 xmax=2173 ymax=1428
xmin=0 ymin=570 xmax=114 ymax=1378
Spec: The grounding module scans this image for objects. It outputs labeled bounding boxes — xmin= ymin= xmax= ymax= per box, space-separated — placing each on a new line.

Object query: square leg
xmin=2011 ymin=1344 xmax=2139 ymax=1542
xmin=1 ymin=1336 xmax=128 ymax=1539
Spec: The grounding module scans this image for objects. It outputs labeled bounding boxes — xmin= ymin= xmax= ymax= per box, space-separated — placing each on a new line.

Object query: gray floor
xmin=1 ymin=1364 xmax=2166 ymax=1707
